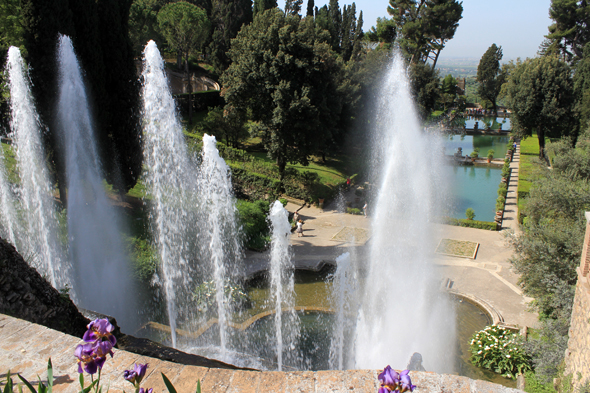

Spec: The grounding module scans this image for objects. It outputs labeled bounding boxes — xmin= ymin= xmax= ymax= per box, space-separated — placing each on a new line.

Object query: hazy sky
xmin=312 ymin=0 xmax=553 ymax=61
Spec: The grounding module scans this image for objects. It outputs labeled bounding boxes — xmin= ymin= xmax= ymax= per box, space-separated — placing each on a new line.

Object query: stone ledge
xmin=0 ymin=314 xmax=524 ymax=392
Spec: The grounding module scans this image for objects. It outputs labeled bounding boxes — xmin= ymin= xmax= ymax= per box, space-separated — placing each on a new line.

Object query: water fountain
xmin=354 ymin=51 xmax=455 ymax=372
xmin=328 ymin=252 xmax=358 ymax=370
xmin=5 ymin=46 xmax=67 ymax=289
xmin=267 ymin=201 xmax=300 ymax=370
xmin=140 ymin=40 xmax=241 ymax=356
xmin=55 ymin=35 xmax=136 ymax=329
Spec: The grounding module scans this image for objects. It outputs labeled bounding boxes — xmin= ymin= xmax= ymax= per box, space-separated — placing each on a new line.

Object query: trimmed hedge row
xmin=442 ymin=217 xmax=498 ymax=231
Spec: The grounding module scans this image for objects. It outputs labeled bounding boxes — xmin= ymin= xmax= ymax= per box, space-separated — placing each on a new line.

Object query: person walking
xmin=296 ymin=219 xmax=304 ymax=237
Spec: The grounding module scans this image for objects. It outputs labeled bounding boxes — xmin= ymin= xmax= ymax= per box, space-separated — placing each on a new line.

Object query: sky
xmin=312 ymin=0 xmax=553 ymax=61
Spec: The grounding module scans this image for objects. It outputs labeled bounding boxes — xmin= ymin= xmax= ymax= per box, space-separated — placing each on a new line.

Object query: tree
xmin=221 ymin=9 xmax=346 ymax=188
xmin=253 ymin=0 xmax=277 ymax=16
xmin=306 ymin=0 xmax=314 ymax=16
xmin=284 ymin=0 xmax=303 ymax=15
xmin=206 ymin=0 xmax=253 ymax=73
xmin=440 ymin=74 xmax=457 ymax=110
xmin=506 ymin=56 xmax=576 ymax=159
xmin=387 ymin=0 xmax=463 ymax=67
xmin=128 ymin=0 xmax=166 ymax=57
xmin=365 ymin=17 xmax=396 ymax=44
xmin=573 ymin=43 xmax=590 ymax=127
xmin=158 ymin=1 xmax=210 ymax=123
xmin=545 ymin=0 xmax=590 ymax=62
xmin=477 ymin=43 xmax=505 ymax=114
xmin=409 ymin=61 xmax=440 ymax=119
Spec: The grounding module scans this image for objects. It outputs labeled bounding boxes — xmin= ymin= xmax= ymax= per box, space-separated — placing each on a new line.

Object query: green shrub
xmin=236 ymin=200 xmax=270 ymax=250
xmin=523 ymin=371 xmax=556 ymax=393
xmin=470 ymin=325 xmax=531 ymax=379
xmin=465 ymin=207 xmax=475 ymax=220
xmin=496 ymin=196 xmax=506 ymax=211
xmin=126 ymin=237 xmax=160 ymax=281
xmin=487 ymin=149 xmax=495 ymax=159
xmin=442 ymin=217 xmax=498 ymax=230
xmin=346 ymin=207 xmax=363 ymax=215
xmin=498 ymin=183 xmax=508 ymax=198
xmin=279 ymin=198 xmax=288 ymax=207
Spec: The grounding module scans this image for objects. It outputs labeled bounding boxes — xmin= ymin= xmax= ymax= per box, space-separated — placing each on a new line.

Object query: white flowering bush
xmin=469 ymin=325 xmax=531 ymax=379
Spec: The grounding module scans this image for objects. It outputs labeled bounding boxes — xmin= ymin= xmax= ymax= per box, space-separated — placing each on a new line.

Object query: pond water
xmin=459 ymin=116 xmax=511 ymax=131
xmin=443 ymin=165 xmax=502 ymax=222
xmin=444 ymin=134 xmax=510 ymax=159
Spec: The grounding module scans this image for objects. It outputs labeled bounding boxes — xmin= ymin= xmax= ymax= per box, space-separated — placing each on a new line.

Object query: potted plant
xmin=470 ymin=147 xmax=480 ymax=159
xmin=487 ymin=149 xmax=494 ymax=163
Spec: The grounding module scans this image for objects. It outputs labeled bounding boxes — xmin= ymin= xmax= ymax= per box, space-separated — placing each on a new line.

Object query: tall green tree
xmin=440 ymin=73 xmax=457 ymax=110
xmin=365 ymin=17 xmax=396 ymax=45
xmin=284 ymin=0 xmax=303 ymax=15
xmin=477 ymin=43 xmax=505 ymax=114
xmin=253 ymin=0 xmax=277 ymax=16
xmin=506 ymin=56 xmax=576 ymax=159
xmin=158 ymin=1 xmax=210 ymax=122
xmin=387 ymin=0 xmax=463 ymax=67
xmin=128 ymin=0 xmax=166 ymax=56
xmin=573 ymin=43 xmax=590 ymax=126
xmin=221 ymin=9 xmax=346 ymax=188
xmin=409 ymin=61 xmax=440 ymax=119
xmin=306 ymin=0 xmax=314 ymax=16
xmin=207 ymin=0 xmax=253 ymax=73
xmin=546 ymin=0 xmax=590 ymax=62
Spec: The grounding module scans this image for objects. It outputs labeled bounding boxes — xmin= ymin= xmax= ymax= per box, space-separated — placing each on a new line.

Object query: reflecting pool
xmin=444 ymin=165 xmax=502 ymax=222
xmin=444 ymin=134 xmax=510 ymax=159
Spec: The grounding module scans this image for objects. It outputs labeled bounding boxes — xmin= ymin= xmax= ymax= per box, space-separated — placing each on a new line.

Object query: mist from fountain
xmin=6 ymin=46 xmax=68 ymax=288
xmin=329 ymin=252 xmax=358 ymax=370
xmin=56 ymin=35 xmax=136 ymax=329
xmin=267 ymin=201 xmax=300 ymax=371
xmin=196 ymin=134 xmax=242 ymax=352
xmin=354 ymin=51 xmax=455 ymax=372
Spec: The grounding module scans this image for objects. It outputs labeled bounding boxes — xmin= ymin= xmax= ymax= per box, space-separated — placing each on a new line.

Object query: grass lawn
xmin=518 ymin=133 xmax=547 ymax=197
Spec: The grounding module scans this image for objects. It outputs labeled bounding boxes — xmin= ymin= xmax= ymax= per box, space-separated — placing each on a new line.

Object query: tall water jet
xmin=0 ymin=141 xmax=21 ymax=249
xmin=196 ymin=134 xmax=242 ymax=353
xmin=56 ymin=35 xmax=135 ymax=329
xmin=329 ymin=252 xmax=358 ymax=370
xmin=141 ymin=40 xmax=197 ymax=348
xmin=6 ymin=46 xmax=67 ymax=288
xmin=267 ymin=201 xmax=299 ymax=371
xmin=354 ymin=51 xmax=455 ymax=372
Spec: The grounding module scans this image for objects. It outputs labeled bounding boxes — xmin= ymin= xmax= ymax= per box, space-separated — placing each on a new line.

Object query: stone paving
xmin=0 ymin=313 xmax=523 ymax=392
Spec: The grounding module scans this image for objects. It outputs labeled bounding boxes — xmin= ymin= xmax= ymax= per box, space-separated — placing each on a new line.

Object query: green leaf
xmin=195 ymin=380 xmax=201 ymax=393
xmin=47 ymin=359 xmax=53 ymax=393
xmin=17 ymin=374 xmax=37 ymax=393
xmin=82 ymin=380 xmax=98 ymax=393
xmin=5 ymin=371 xmax=13 ymax=393
xmin=161 ymin=373 xmax=177 ymax=393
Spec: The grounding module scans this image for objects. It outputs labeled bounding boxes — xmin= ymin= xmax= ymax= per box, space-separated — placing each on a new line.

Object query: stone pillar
xmin=564 ymin=212 xmax=590 ymax=390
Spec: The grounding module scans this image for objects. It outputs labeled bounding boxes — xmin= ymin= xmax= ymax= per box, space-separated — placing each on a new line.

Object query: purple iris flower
xmin=139 ymin=388 xmax=153 ymax=393
xmin=378 ymin=365 xmax=400 ymax=392
xmin=398 ymin=370 xmax=416 ymax=392
xmin=83 ymin=318 xmax=117 ymax=346
xmin=93 ymin=340 xmax=114 ymax=360
xmin=124 ymin=363 xmax=149 ymax=385
xmin=74 ymin=343 xmax=99 ymax=375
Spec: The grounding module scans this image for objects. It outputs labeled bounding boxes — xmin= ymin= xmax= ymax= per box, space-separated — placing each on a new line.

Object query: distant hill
xmin=435 ymin=58 xmax=479 ymax=77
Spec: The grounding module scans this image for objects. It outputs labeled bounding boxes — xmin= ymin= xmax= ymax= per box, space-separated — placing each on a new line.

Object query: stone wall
xmin=0 ymin=237 xmax=89 ymax=337
xmin=565 ymin=212 xmax=590 ymax=391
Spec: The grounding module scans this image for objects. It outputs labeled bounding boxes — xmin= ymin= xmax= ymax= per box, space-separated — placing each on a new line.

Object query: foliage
xmin=235 ymin=199 xmax=271 ymax=250
xmin=465 ymin=207 xmax=475 ymax=220
xmin=157 ymin=1 xmax=210 ymax=70
xmin=409 ymin=61 xmax=441 ymax=119
xmin=505 ymin=56 xmax=576 ymax=159
xmin=497 ymin=183 xmax=507 ymax=198
xmin=524 ymin=318 xmax=571 ymax=382
xmin=442 ymin=217 xmax=498 ymax=230
xmin=197 ymin=107 xmax=248 ymax=148
xmin=364 ymin=17 xmax=396 ymax=44
xmin=487 ymin=149 xmax=495 ymax=159
xmin=206 ymin=0 xmax=253 ymax=73
xmin=346 ymin=207 xmax=362 ymax=215
xmin=502 ymin=161 xmax=511 ymax=178
xmin=387 ymin=0 xmax=463 ymax=68
xmin=469 ymin=325 xmax=532 ymax=379
xmin=128 ymin=0 xmax=165 ymax=56
xmin=477 ymin=44 xmax=505 ymax=114
xmin=192 ymin=280 xmax=248 ymax=313
xmin=253 ymin=0 xmax=277 ymax=16
xmin=221 ymin=9 xmax=348 ymax=188
xmin=523 ymin=371 xmax=556 ymax=393
xmin=126 ymin=236 xmax=160 ymax=281
xmin=440 ymin=74 xmax=457 ymax=110
xmin=545 ymin=0 xmax=590 ymax=62
xmin=496 ymin=196 xmax=505 ymax=211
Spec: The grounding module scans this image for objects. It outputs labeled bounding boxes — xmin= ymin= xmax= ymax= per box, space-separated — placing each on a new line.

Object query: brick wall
xmin=565 ymin=212 xmax=590 ymax=390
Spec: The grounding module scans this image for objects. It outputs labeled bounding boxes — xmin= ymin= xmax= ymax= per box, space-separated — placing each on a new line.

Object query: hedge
xmin=442 ymin=217 xmax=498 ymax=231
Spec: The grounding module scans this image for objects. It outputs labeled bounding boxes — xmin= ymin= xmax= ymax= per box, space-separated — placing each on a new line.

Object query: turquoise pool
xmin=444 ymin=135 xmax=510 ymax=159
xmin=444 ymin=165 xmax=502 ymax=222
